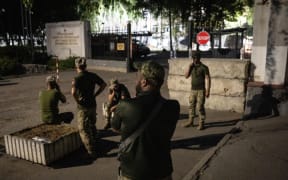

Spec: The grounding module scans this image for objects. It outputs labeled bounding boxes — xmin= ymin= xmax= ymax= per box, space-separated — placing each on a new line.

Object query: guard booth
xmin=210 ymin=27 xmax=246 ymax=58
xmin=191 ymin=27 xmax=247 ymax=58
xmin=91 ymin=30 xmax=152 ymax=60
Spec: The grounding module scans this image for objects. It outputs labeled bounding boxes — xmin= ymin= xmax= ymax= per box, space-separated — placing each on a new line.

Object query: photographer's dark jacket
xmin=111 ymin=91 xmax=180 ymax=179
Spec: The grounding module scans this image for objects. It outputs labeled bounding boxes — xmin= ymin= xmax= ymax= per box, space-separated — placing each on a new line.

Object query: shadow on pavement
xmin=0 ymin=82 xmax=18 ymax=86
xmin=50 ymin=139 xmax=119 ymax=169
xmin=50 ymin=146 xmax=95 ymax=169
xmin=179 ymin=114 xmax=189 ymax=120
xmin=96 ymin=139 xmax=119 ymax=158
xmin=205 ymin=119 xmax=241 ymax=129
xmin=0 ymin=144 xmax=5 ymax=158
xmin=171 ymin=133 xmax=225 ymax=150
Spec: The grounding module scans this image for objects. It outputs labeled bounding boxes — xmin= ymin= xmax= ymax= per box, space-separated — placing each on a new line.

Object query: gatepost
xmin=126 ymin=21 xmax=132 ymax=72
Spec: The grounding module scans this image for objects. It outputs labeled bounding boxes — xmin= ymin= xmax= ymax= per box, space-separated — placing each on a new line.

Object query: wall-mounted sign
xmin=117 ymin=43 xmax=125 ymax=51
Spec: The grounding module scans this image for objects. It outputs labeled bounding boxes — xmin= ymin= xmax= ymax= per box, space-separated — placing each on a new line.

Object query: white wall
xmin=251 ymin=0 xmax=288 ymax=85
xmin=46 ymin=21 xmax=91 ymax=59
xmin=251 ymin=0 xmax=270 ymax=82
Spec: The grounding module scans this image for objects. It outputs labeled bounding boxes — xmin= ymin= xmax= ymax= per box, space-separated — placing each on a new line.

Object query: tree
xmin=132 ymin=0 xmax=253 ymax=31
xmin=1 ymin=0 xmax=254 ymax=46
xmin=0 ymin=0 xmax=23 ymax=45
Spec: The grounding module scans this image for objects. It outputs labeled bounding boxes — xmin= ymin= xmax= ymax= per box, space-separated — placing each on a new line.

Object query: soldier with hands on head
xmin=103 ymin=78 xmax=130 ymax=130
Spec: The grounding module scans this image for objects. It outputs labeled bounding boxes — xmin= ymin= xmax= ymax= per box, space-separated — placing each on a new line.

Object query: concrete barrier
xmin=167 ymin=75 xmax=246 ymax=97
xmin=168 ymin=58 xmax=249 ymax=113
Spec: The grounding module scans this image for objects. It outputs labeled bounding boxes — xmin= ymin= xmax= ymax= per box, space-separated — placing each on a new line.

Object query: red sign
xmin=196 ymin=31 xmax=210 ymax=45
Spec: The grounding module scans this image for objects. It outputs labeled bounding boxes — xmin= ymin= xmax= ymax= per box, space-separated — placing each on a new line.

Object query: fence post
xmin=126 ymin=21 xmax=132 ymax=72
xmin=52 ymin=56 xmax=60 ymax=82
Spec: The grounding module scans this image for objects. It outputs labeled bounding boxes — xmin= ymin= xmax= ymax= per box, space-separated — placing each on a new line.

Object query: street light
xmin=188 ymin=13 xmax=194 ymax=58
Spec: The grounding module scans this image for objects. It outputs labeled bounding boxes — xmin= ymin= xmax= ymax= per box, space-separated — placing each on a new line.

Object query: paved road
xmin=0 ymin=67 xmax=243 ymax=180
xmin=197 ymin=116 xmax=288 ymax=180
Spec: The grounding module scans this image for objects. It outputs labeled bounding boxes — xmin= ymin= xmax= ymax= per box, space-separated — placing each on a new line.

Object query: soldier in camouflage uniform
xmin=71 ymin=57 xmax=107 ymax=157
xmin=103 ymin=78 xmax=130 ymax=130
xmin=182 ymin=51 xmax=211 ymax=130
xmin=112 ymin=61 xmax=180 ymax=180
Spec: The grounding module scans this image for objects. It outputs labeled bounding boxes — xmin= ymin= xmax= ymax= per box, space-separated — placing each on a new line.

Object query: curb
xmin=181 ymin=120 xmax=244 ymax=180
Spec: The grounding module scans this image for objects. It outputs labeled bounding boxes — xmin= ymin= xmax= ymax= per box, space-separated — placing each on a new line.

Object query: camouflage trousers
xmin=189 ymin=90 xmax=206 ymax=123
xmin=102 ymin=102 xmax=112 ymax=123
xmin=77 ymin=107 xmax=98 ymax=155
xmin=102 ymin=102 xmax=116 ymax=128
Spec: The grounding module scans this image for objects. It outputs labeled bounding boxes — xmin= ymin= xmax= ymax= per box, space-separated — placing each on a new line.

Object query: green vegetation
xmin=0 ymin=47 xmax=76 ymax=76
xmin=0 ymin=0 xmax=255 ymax=76
xmin=0 ymin=47 xmax=50 ymax=64
xmin=1 ymin=0 xmax=254 ymax=37
xmin=47 ymin=57 xmax=77 ymax=71
xmin=0 ymin=57 xmax=26 ymax=76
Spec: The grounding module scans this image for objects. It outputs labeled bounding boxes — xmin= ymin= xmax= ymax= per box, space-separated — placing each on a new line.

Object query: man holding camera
xmin=111 ymin=61 xmax=180 ymax=180
xmin=39 ymin=75 xmax=73 ymax=124
xmin=103 ymin=78 xmax=130 ymax=130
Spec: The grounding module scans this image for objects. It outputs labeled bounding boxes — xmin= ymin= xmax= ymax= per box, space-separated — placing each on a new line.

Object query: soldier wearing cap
xmin=71 ymin=57 xmax=107 ymax=157
xmin=111 ymin=61 xmax=180 ymax=180
xmin=182 ymin=51 xmax=211 ymax=130
xmin=102 ymin=78 xmax=130 ymax=130
xmin=39 ymin=75 xmax=73 ymax=124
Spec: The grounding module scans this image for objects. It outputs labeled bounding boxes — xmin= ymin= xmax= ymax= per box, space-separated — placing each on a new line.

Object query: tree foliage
xmin=131 ymin=0 xmax=253 ymax=30
xmin=0 ymin=0 xmax=254 ymax=38
xmin=77 ymin=0 xmax=100 ymax=20
xmin=0 ymin=0 xmax=101 ymax=37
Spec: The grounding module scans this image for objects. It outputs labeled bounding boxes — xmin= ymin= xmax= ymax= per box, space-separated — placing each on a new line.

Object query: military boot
xmin=103 ymin=123 xmax=111 ymax=130
xmin=182 ymin=118 xmax=194 ymax=128
xmin=103 ymin=116 xmax=111 ymax=130
xmin=197 ymin=122 xmax=204 ymax=130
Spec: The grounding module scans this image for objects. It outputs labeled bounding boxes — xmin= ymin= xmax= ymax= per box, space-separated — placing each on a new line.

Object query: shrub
xmin=0 ymin=46 xmax=31 ymax=64
xmin=0 ymin=57 xmax=26 ymax=76
xmin=33 ymin=52 xmax=51 ymax=65
xmin=47 ymin=56 xmax=77 ymax=71
xmin=0 ymin=46 xmax=50 ymax=64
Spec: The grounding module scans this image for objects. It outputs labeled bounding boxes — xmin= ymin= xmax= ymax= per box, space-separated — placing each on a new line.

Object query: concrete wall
xmin=264 ymin=0 xmax=288 ymax=85
xmin=251 ymin=0 xmax=288 ymax=85
xmin=168 ymin=58 xmax=249 ymax=113
xmin=244 ymin=0 xmax=288 ymax=118
xmin=251 ymin=0 xmax=270 ymax=82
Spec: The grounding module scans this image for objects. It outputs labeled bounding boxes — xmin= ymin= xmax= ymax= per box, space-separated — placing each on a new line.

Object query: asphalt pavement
xmin=193 ymin=115 xmax=288 ymax=180
xmin=0 ymin=57 xmax=287 ymax=180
